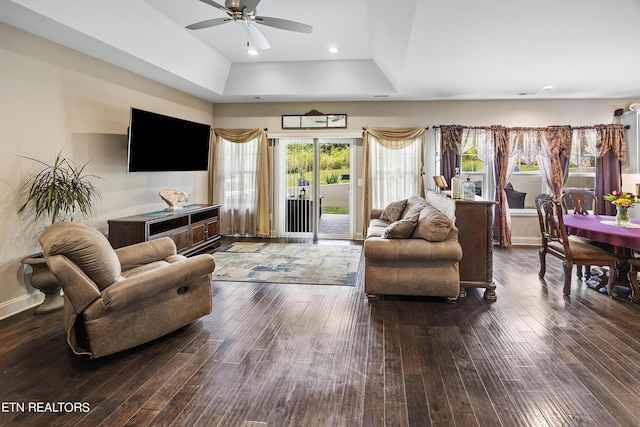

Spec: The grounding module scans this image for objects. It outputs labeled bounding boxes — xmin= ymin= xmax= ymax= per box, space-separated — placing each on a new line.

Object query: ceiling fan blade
xmin=186 ymin=17 xmax=231 ymax=30
xmin=243 ymin=24 xmax=270 ymax=50
xmin=198 ymin=0 xmax=232 ymax=14
xmin=255 ymin=16 xmax=312 ymax=33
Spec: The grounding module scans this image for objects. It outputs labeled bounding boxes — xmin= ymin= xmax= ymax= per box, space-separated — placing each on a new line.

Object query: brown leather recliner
xmin=39 ymin=222 xmax=215 ymax=358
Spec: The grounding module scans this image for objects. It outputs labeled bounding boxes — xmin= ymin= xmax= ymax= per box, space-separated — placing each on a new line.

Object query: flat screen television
xmin=127 ymin=107 xmax=211 ymax=172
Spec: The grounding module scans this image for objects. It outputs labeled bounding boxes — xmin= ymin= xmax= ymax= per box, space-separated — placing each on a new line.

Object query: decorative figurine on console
xmin=159 ymin=189 xmax=190 ymax=211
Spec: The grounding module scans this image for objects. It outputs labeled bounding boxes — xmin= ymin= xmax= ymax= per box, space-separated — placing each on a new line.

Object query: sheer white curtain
xmin=214 ymin=134 xmax=261 ymax=236
xmin=571 ymin=128 xmax=599 ymax=165
xmin=461 ymin=128 xmax=494 ymax=164
xmin=367 ymin=133 xmax=424 ymax=208
xmin=506 ymin=128 xmax=561 ymax=193
xmin=509 ymin=129 xmax=545 ymax=172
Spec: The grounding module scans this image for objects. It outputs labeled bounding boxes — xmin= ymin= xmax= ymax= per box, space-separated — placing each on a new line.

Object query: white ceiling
xmin=2 ymin=0 xmax=640 ymax=103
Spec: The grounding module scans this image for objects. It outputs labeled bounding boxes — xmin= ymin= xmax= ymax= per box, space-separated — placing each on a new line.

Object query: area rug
xmin=211 ymin=242 xmax=362 ymax=286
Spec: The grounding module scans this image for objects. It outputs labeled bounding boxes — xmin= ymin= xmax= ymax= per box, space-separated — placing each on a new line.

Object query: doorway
xmin=279 ymin=137 xmax=354 ymax=239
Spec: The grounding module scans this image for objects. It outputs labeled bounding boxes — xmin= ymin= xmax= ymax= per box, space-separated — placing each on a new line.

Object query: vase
xmin=451 ymin=170 xmax=463 ymax=199
xmin=616 ymin=205 xmax=630 ymax=226
xmin=21 ymin=254 xmax=64 ymax=314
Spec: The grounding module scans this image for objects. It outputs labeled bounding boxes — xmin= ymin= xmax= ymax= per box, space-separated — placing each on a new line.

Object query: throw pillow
xmin=402 ymin=195 xmax=428 ymax=219
xmin=412 ymin=205 xmax=453 ymax=242
xmin=383 ymin=216 xmax=419 ymax=239
xmin=379 ymin=199 xmax=408 ymax=223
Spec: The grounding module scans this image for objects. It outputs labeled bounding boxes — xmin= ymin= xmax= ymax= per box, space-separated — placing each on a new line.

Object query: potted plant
xmin=18 ymin=150 xmax=101 ymax=313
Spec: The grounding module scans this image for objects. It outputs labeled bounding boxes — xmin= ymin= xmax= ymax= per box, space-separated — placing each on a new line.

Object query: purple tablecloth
xmin=563 ymin=214 xmax=640 ymax=251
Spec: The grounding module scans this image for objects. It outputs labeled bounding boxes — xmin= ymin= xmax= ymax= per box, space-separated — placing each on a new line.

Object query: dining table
xmin=563 ymin=214 xmax=640 ymax=301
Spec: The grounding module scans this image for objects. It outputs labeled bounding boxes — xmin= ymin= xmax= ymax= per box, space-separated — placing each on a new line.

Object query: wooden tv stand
xmin=108 ymin=204 xmax=221 ymax=255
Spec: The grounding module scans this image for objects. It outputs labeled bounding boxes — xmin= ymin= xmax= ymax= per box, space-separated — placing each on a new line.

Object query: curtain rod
xmin=431 ymin=124 xmax=630 ymax=130
xmin=362 ymin=127 xmax=429 ymax=130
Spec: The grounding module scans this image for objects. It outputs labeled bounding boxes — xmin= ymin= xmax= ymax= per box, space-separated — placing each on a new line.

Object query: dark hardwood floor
xmin=3 ymin=243 xmax=640 ymax=426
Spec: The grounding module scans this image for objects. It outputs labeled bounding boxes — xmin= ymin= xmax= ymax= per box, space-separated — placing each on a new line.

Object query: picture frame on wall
xmin=301 ymin=115 xmax=327 ymax=128
xmin=282 ymin=115 xmax=301 ymax=128
xmin=327 ymin=114 xmax=347 ymax=128
xmin=282 ymin=112 xmax=347 ymax=129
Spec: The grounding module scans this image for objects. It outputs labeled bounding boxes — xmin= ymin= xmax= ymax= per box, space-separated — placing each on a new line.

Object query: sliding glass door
xmin=317 ymin=139 xmax=352 ymax=238
xmin=279 ymin=137 xmax=354 ymax=239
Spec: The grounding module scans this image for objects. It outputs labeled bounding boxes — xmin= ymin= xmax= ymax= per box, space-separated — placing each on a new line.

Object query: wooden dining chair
xmin=535 ymin=194 xmax=619 ymax=297
xmin=560 ymin=188 xmax=599 ymax=279
xmin=560 ymin=188 xmax=597 ymax=215
xmin=627 ymin=258 xmax=640 ymax=303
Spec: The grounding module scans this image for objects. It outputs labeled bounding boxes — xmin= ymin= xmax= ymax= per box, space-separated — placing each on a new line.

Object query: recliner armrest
xmin=100 ymin=254 xmax=215 ymax=312
xmin=45 ymin=255 xmax=101 ymax=314
xmin=115 ymin=237 xmax=178 ymax=271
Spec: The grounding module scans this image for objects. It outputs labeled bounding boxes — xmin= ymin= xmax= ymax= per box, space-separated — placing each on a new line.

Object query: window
xmin=368 ymin=134 xmax=423 ymax=207
xmin=459 ymin=128 xmax=493 ymax=199
xmin=222 ymin=139 xmax=260 ymax=206
xmin=566 ymin=129 xmax=596 ymax=190
xmin=508 ymin=130 xmax=595 ymax=210
xmin=460 ymin=146 xmax=486 ymax=197
xmin=217 ymin=135 xmax=261 ymax=235
xmin=456 ymin=129 xmax=596 ymax=210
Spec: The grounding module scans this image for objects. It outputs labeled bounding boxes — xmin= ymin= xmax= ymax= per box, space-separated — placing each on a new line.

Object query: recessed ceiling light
xmin=327 ymin=46 xmax=339 ymax=53
xmin=541 ymin=85 xmax=553 ymax=90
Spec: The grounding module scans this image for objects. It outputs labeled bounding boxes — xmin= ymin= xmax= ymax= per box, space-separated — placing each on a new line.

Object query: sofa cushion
xmin=402 ymin=195 xmax=429 ymax=219
xmin=40 ymin=222 xmax=122 ymax=290
xmin=379 ymin=199 xmax=408 ymax=222
xmin=383 ymin=215 xmax=419 ymax=239
xmin=367 ymin=218 xmax=390 ymax=238
xmin=412 ymin=205 xmax=453 ymax=242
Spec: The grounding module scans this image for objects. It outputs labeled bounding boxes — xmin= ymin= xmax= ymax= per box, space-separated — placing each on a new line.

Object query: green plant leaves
xmin=17 ymin=151 xmax=101 ymax=224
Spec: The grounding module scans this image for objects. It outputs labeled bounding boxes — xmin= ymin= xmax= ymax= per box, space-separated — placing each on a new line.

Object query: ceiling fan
xmin=186 ymin=0 xmax=313 ymax=50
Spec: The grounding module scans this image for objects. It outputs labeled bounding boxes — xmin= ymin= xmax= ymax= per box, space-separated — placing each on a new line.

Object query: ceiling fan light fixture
xmin=187 ymin=0 xmax=312 ymax=52
xmin=246 ymin=42 xmax=258 ymax=56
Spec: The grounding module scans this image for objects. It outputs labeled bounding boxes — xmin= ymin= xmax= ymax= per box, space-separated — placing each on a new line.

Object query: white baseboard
xmin=0 ymin=291 xmax=44 ymax=321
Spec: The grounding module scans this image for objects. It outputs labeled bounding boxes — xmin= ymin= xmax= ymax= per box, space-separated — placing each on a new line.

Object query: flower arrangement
xmin=604 ymin=190 xmax=638 ymax=208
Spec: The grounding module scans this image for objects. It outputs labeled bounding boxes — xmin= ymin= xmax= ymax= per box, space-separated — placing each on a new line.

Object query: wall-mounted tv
xmin=127 ymin=107 xmax=211 ymax=172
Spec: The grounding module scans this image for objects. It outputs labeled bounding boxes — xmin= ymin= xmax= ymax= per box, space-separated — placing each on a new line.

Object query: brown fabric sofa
xmin=363 ymin=192 xmax=462 ymax=301
xmin=39 ymin=222 xmax=215 ymax=358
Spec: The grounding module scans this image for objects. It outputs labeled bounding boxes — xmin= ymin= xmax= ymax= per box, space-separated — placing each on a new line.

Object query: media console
xmin=108 ymin=204 xmax=221 ymax=255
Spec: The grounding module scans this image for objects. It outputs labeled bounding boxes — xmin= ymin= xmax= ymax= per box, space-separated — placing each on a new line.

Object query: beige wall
xmin=213 ymin=98 xmax=640 ymax=244
xmin=0 ymin=23 xmax=213 ymax=319
xmin=213 ymin=99 xmax=637 ymax=129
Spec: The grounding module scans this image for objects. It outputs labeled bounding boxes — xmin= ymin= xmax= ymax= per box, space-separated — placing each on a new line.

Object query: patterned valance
xmin=438 ymin=123 xmax=625 ymax=159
